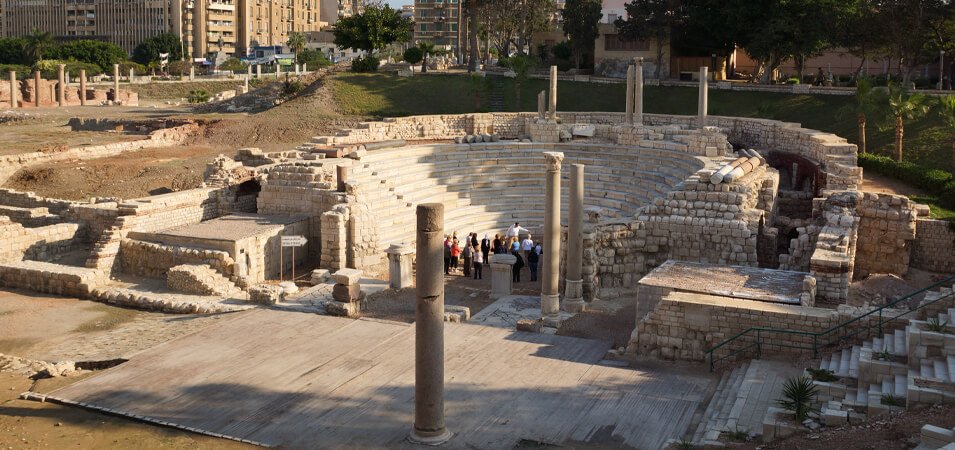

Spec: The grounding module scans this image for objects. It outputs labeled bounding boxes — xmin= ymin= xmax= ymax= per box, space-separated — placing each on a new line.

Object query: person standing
xmin=462 ymin=241 xmax=473 ymax=277
xmin=520 ymin=233 xmax=534 ymax=263
xmin=505 ymin=222 xmax=527 ymax=240
xmin=527 ymin=246 xmax=539 ymax=282
xmin=472 ymin=244 xmax=483 ymax=279
xmin=443 ymin=236 xmax=452 ymax=275
xmin=510 ymin=237 xmax=520 ymax=254
xmin=470 ymin=232 xmax=478 ymax=249
xmin=493 ymin=234 xmax=504 ymax=254
xmin=481 ymin=234 xmax=491 ymax=263
xmin=511 ymin=249 xmax=524 ymax=283
xmin=450 ymin=240 xmax=461 ymax=274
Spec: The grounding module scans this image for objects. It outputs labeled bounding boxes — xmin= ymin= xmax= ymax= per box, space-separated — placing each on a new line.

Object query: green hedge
xmin=859 ymin=153 xmax=955 ymax=207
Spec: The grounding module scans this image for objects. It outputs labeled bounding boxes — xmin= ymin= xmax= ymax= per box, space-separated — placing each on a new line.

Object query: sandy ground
xmin=0 ymin=121 xmax=145 ymax=156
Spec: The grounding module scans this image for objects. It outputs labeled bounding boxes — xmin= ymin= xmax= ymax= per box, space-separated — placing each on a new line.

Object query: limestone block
xmin=332 ymin=283 xmax=361 ymax=303
xmin=571 ymin=124 xmax=596 ymax=137
xmin=310 ymin=269 xmax=330 ymax=285
xmin=249 ymin=284 xmax=284 ymax=305
xmin=326 ymin=299 xmax=362 ymax=317
xmin=332 ymin=268 xmax=363 ymax=285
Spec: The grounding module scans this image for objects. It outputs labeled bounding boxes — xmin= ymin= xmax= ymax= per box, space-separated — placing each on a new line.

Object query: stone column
xmin=129 ymin=67 xmax=134 ymax=82
xmin=9 ymin=71 xmax=16 ymax=108
xmin=189 ymin=66 xmax=195 ymax=81
xmin=113 ymin=64 xmax=120 ymax=103
xmin=256 ymin=64 xmax=261 ymax=79
xmin=563 ymin=164 xmax=585 ymax=312
xmin=247 ymin=64 xmax=252 ymax=80
xmin=548 ymin=65 xmax=557 ymax=119
xmin=698 ymin=66 xmax=708 ymax=128
xmin=336 ymin=165 xmax=349 ymax=192
xmin=303 ymin=62 xmax=307 ymax=72
xmin=625 ymin=64 xmax=634 ymax=125
xmin=537 ymin=90 xmax=545 ymax=120
xmin=57 ymin=64 xmax=65 ymax=107
xmin=634 ymin=58 xmax=644 ymax=126
xmin=410 ymin=203 xmax=452 ymax=445
xmin=490 ymin=253 xmax=516 ymax=299
xmin=34 ymin=71 xmax=41 ymax=107
xmin=386 ymin=243 xmax=415 ymax=289
xmin=276 ymin=63 xmax=282 ymax=78
xmin=79 ymin=69 xmax=86 ymax=106
xmin=542 ymin=151 xmax=564 ymax=324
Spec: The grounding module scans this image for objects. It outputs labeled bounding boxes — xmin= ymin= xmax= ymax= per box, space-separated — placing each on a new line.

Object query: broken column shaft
xmin=563 ymin=164 xmax=585 ymax=312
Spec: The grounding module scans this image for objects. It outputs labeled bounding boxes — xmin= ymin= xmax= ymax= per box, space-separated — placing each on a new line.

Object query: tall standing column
xmin=129 ymin=67 xmax=134 ymax=83
xmin=635 ymin=58 xmax=644 ymax=125
xmin=410 ymin=203 xmax=452 ymax=445
xmin=247 ymin=64 xmax=252 ymax=80
xmin=563 ymin=164 xmax=585 ymax=312
xmin=189 ymin=66 xmax=195 ymax=81
xmin=57 ymin=64 xmax=65 ymax=107
xmin=33 ymin=71 xmax=41 ymax=107
xmin=8 ymin=71 xmax=16 ymax=108
xmin=625 ymin=64 xmax=634 ymax=124
xmin=542 ymin=151 xmax=564 ymax=324
xmin=79 ymin=69 xmax=86 ymax=106
xmin=548 ymin=65 xmax=557 ymax=119
xmin=256 ymin=64 xmax=261 ymax=79
xmin=113 ymin=64 xmax=120 ymax=104
xmin=698 ymin=66 xmax=709 ymax=128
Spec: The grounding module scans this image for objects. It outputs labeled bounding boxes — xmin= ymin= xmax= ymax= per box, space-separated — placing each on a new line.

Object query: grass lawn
xmin=127 ymin=80 xmax=245 ymax=100
xmin=332 ymin=73 xmax=485 ymax=116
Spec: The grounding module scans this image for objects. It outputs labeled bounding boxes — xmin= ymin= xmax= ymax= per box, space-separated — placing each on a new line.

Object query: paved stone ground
xmin=470 ymin=295 xmax=576 ymax=330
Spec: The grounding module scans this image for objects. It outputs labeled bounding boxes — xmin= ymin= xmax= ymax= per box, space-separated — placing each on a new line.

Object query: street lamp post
xmin=940 ymin=50 xmax=946 ymax=90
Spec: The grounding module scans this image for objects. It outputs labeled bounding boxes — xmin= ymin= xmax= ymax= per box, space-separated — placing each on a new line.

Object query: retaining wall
xmin=911 ymin=219 xmax=955 ymax=273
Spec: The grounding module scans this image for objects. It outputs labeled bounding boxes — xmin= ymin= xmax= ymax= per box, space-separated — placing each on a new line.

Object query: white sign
xmin=281 ymin=235 xmax=307 ymax=247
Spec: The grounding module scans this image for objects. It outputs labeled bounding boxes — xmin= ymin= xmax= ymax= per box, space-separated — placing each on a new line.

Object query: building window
xmin=604 ymin=34 xmax=649 ymax=52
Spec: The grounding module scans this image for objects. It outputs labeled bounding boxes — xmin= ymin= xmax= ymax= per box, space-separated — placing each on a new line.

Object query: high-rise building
xmin=0 ymin=0 xmax=322 ymax=61
xmin=413 ymin=0 xmax=461 ymax=50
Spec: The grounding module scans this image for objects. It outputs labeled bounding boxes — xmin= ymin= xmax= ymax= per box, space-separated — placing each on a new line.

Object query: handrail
xmin=706 ymin=275 xmax=955 ymax=371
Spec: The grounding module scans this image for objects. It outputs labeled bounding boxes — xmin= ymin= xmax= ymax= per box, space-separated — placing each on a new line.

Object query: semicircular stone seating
xmin=350 ymin=142 xmax=705 ymax=249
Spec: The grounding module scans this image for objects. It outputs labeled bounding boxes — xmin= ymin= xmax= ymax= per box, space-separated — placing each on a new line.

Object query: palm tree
xmin=25 ymin=28 xmax=54 ymax=65
xmin=879 ymin=83 xmax=931 ymax=162
xmin=936 ymin=96 xmax=955 ymax=174
xmin=508 ymin=54 xmax=537 ymax=111
xmin=838 ymin=78 xmax=883 ymax=154
xmin=418 ymin=42 xmax=435 ymax=73
xmin=287 ymin=32 xmax=307 ymax=64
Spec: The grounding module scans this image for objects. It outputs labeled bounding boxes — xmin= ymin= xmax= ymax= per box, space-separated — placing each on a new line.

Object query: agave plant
xmin=881 ymin=394 xmax=905 ymax=407
xmin=927 ymin=317 xmax=951 ymax=334
xmin=778 ymin=376 xmax=818 ymax=422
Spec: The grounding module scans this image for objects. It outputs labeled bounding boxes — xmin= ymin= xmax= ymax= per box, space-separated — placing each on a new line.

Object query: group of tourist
xmin=442 ymin=222 xmax=542 ymax=284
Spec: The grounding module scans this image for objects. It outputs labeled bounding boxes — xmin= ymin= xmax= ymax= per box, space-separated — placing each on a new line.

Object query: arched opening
xmin=234 ymin=179 xmax=261 ymax=213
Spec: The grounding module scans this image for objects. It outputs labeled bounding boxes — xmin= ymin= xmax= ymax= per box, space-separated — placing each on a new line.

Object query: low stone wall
xmin=0 ymin=189 xmax=76 ymax=215
xmin=854 ymin=192 xmax=919 ymax=277
xmin=911 ymin=219 xmax=955 ymax=273
xmin=0 ymin=217 xmax=85 ymax=263
xmin=0 ymin=260 xmax=103 ymax=298
xmin=118 ymin=239 xmax=235 ymax=279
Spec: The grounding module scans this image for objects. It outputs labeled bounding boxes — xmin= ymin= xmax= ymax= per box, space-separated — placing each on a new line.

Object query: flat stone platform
xmin=43 ymin=309 xmax=713 ymax=449
xmin=639 ymin=260 xmax=809 ymax=304
xmin=150 ymin=213 xmax=308 ymax=242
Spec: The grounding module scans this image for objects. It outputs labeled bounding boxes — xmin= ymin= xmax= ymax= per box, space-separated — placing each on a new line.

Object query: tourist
xmin=472 ymin=244 xmax=483 ymax=279
xmin=510 ymin=236 xmax=520 ymax=254
xmin=450 ymin=240 xmax=461 ymax=273
xmin=493 ymin=234 xmax=505 ymax=254
xmin=815 ymin=67 xmax=825 ymax=86
xmin=527 ymin=246 xmax=539 ymax=282
xmin=505 ymin=222 xmax=528 ymax=239
xmin=511 ymin=249 xmax=524 ymax=283
xmin=462 ymin=240 xmax=473 ymax=277
xmin=470 ymin=232 xmax=478 ymax=249
xmin=521 ymin=233 xmax=534 ymax=262
xmin=443 ymin=236 xmax=452 ymax=275
xmin=481 ymin=234 xmax=491 ymax=263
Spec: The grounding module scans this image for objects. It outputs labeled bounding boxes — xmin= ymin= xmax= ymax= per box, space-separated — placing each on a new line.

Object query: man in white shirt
xmin=520 ymin=234 xmax=534 ymax=263
xmin=505 ymin=222 xmax=527 ymax=239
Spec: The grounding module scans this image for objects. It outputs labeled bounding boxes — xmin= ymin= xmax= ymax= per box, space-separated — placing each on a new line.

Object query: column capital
xmin=543 ymin=151 xmax=564 ymax=172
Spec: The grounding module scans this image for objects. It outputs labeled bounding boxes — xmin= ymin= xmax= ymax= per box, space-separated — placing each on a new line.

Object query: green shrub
xmin=187 ymin=89 xmax=209 ymax=103
xmin=927 ymin=317 xmax=952 ymax=334
xmin=881 ymin=394 xmax=905 ymax=407
xmin=785 ymin=77 xmax=801 ymax=85
xmin=778 ymin=376 xmax=818 ymax=421
xmin=281 ymin=78 xmax=304 ymax=98
xmin=218 ymin=57 xmax=246 ymax=73
xmin=858 ymin=153 xmax=954 ymax=194
xmin=0 ymin=63 xmax=32 ymax=79
xmin=297 ymin=48 xmax=331 ymax=68
xmin=351 ymin=56 xmax=380 ymax=73
xmin=552 ymin=41 xmax=573 ymax=61
xmin=402 ymin=47 xmax=423 ymax=66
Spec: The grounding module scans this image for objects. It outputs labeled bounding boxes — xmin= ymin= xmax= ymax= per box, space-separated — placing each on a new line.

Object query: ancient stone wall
xmin=118 ymin=239 xmax=235 ymax=279
xmin=911 ymin=219 xmax=955 ymax=274
xmin=808 ymin=192 xmax=860 ymax=303
xmin=0 ymin=217 xmax=85 ymax=263
xmin=853 ymin=192 xmax=918 ymax=277
xmin=0 ymin=261 xmax=103 ymax=298
xmin=0 ymin=189 xmax=76 ymax=215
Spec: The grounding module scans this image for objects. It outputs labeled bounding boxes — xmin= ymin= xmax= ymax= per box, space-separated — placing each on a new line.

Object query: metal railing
xmin=706 ymin=275 xmax=955 ymax=371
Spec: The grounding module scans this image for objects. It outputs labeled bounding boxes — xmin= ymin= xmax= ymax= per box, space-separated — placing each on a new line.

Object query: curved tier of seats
xmin=351 ymin=142 xmax=706 ymax=248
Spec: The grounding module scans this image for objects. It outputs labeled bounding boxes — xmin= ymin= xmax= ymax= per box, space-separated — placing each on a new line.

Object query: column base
xmin=541 ymin=293 xmax=560 ymax=317
xmin=409 ymin=427 xmax=453 ymax=446
xmin=563 ymin=279 xmax=585 ymax=312
xmin=562 ymin=297 xmax=585 ymax=313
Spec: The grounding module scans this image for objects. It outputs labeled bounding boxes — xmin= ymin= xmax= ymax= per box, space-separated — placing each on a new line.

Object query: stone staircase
xmin=85 ymin=226 xmax=123 ymax=270
xmin=488 ymin=75 xmax=505 ymax=112
xmin=691 ymin=362 xmax=750 ymax=444
xmin=166 ymin=264 xmax=245 ymax=298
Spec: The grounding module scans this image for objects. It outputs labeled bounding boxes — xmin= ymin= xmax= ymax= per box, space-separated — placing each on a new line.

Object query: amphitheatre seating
xmin=351 ymin=142 xmax=704 ymax=248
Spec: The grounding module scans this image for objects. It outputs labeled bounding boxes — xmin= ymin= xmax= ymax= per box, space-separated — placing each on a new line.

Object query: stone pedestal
xmin=542 ymin=152 xmax=564 ymax=323
xmin=410 ymin=203 xmax=452 ymax=445
xmin=386 ymin=243 xmax=415 ymax=289
xmin=79 ymin=69 xmax=86 ymax=106
xmin=563 ymin=163 xmax=585 ymax=313
xmin=698 ymin=66 xmax=708 ymax=128
xmin=489 ymin=253 xmax=516 ymax=299
xmin=326 ymin=268 xmax=364 ymax=317
xmin=528 ymin=119 xmax=560 ymax=143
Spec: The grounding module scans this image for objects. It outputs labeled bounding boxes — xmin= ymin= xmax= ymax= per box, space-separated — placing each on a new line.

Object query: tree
xmin=878 ymin=83 xmax=931 ymax=162
xmin=219 ymin=57 xmax=246 ymax=73
xmin=403 ymin=46 xmax=423 ymax=71
xmin=418 ymin=42 xmax=435 ymax=73
xmin=132 ymin=33 xmax=184 ymax=65
xmin=24 ymin=28 xmax=54 ymax=65
xmin=0 ymin=38 xmax=28 ymax=65
xmin=513 ymin=0 xmax=558 ymax=54
xmin=56 ymin=40 xmax=125 ymax=73
xmin=465 ymin=0 xmax=486 ymax=72
xmin=562 ymin=0 xmax=602 ymax=70
xmin=935 ymin=95 xmax=955 ymax=173
xmin=832 ymin=0 xmax=891 ymax=80
xmin=876 ymin=0 xmax=951 ymax=86
xmin=508 ymin=54 xmax=537 ymax=111
xmin=297 ymin=48 xmax=332 ymax=68
xmin=286 ymin=31 xmax=307 ymax=62
xmin=837 ymin=77 xmax=885 ymax=154
xmin=615 ymin=0 xmax=687 ymax=80
xmin=469 ymin=73 xmax=489 ymax=110
xmin=333 ymin=5 xmax=412 ymax=54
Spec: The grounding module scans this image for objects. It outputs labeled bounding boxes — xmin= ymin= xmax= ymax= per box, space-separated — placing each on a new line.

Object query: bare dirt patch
xmin=3 ymin=144 xmax=232 ymax=200
xmin=0 ymin=121 xmax=145 ymax=156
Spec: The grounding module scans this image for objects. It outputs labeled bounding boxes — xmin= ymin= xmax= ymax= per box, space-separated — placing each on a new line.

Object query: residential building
xmin=0 ymin=0 xmax=322 ymax=62
xmin=413 ymin=0 xmax=461 ymax=51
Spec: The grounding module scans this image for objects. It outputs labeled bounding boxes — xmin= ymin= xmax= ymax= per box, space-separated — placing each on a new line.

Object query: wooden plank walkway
xmin=46 ymin=309 xmax=714 ymax=449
